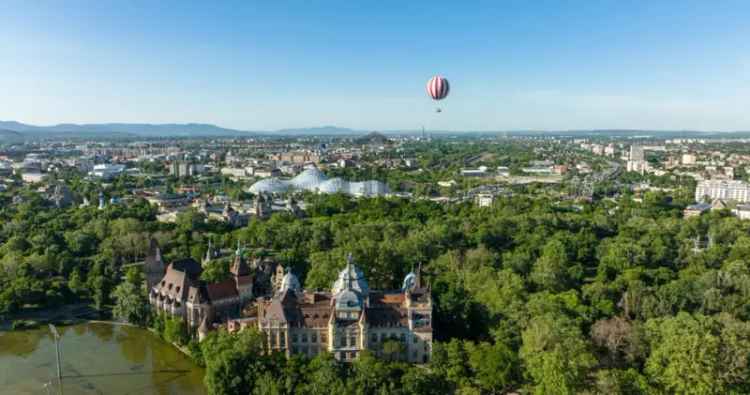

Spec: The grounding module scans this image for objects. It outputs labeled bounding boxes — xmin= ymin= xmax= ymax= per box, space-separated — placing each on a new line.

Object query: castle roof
xmin=206 ymin=279 xmax=239 ymax=301
xmin=280 ymin=271 xmax=302 ymax=294
xmin=171 ymin=258 xmax=203 ymax=280
xmin=231 ymin=244 xmax=251 ymax=277
xmin=332 ymin=258 xmax=369 ymax=296
xmin=144 ymin=239 xmax=165 ymax=274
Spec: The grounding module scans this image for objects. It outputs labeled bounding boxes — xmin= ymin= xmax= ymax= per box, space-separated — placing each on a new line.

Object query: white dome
xmin=280 ymin=272 xmax=301 ymax=294
xmin=349 ymin=180 xmax=389 ymax=197
xmin=248 ymin=167 xmax=388 ymax=197
xmin=291 ymin=167 xmax=328 ymax=190
xmin=318 ymin=178 xmax=349 ymax=194
xmin=249 ymin=177 xmax=291 ymax=194
xmin=335 ymin=289 xmax=362 ymax=311
xmin=402 ymin=272 xmax=417 ymax=291
xmin=332 ymin=262 xmax=369 ymax=296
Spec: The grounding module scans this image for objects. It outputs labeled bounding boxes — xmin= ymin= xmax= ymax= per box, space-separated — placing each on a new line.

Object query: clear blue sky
xmin=2 ymin=1 xmax=750 ymax=131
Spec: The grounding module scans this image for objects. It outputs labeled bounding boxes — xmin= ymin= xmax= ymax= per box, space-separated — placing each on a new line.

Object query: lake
xmin=0 ymin=322 xmax=206 ymax=394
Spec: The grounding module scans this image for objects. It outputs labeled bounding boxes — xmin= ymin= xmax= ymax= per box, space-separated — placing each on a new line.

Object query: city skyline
xmin=3 ymin=1 xmax=750 ymax=131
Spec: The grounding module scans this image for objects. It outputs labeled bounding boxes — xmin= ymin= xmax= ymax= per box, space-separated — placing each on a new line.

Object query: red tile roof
xmin=206 ymin=279 xmax=239 ymax=302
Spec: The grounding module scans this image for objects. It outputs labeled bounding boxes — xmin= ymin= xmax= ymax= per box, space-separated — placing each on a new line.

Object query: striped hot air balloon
xmin=426 ymin=75 xmax=450 ymax=101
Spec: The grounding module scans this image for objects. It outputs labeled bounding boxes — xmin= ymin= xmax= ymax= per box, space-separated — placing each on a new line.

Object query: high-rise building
xmin=695 ymin=180 xmax=750 ymax=203
xmin=170 ymin=161 xmax=196 ymax=178
xmin=630 ymin=145 xmax=645 ymax=161
xmin=682 ymin=154 xmax=697 ymax=165
xmin=627 ymin=145 xmax=647 ymax=174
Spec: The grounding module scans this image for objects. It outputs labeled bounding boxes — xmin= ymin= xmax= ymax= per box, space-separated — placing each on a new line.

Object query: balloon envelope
xmin=426 ymin=76 xmax=450 ymax=101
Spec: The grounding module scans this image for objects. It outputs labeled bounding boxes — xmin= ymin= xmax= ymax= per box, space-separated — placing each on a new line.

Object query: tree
xmin=163 ymin=316 xmax=189 ymax=345
xmin=520 ymin=314 xmax=596 ymax=395
xmin=200 ymin=329 xmax=270 ymax=395
xmin=645 ymin=313 xmax=750 ymax=394
xmin=593 ymin=368 xmax=651 ymax=395
xmin=348 ymin=351 xmax=397 ymax=394
xmin=431 ymin=339 xmax=470 ymax=390
xmin=301 ymin=352 xmax=347 ymax=395
xmin=530 ymin=238 xmax=577 ymax=292
xmin=591 ymin=316 xmax=645 ymax=366
xmin=111 ymin=281 xmax=149 ymax=326
xmin=400 ymin=367 xmax=446 ymax=395
xmin=465 ymin=341 xmax=517 ymax=393
xmin=380 ymin=339 xmax=405 ymax=362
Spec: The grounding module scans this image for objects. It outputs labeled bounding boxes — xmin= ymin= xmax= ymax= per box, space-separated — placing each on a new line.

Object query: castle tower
xmin=231 ymin=242 xmax=254 ymax=304
xmin=198 ymin=315 xmax=210 ymax=342
xmin=144 ymin=238 xmax=166 ymax=291
xmin=253 ymin=193 xmax=271 ymax=219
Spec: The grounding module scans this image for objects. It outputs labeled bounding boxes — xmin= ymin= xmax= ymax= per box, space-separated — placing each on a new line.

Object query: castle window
xmin=280 ymin=332 xmax=286 ymax=345
xmin=321 ymin=333 xmax=327 ymax=343
xmin=338 ymin=336 xmax=346 ymax=348
xmin=371 ymin=333 xmax=378 ymax=343
xmin=302 ymin=333 xmax=308 ymax=343
xmin=400 ymin=333 xmax=406 ymax=343
xmin=349 ymin=335 xmax=357 ymax=347
xmin=176 ymin=286 xmax=180 ymax=293
xmin=311 ymin=333 xmax=317 ymax=343
xmin=413 ymin=335 xmax=419 ymax=344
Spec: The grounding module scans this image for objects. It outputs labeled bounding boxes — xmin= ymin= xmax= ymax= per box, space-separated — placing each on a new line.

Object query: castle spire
xmin=204 ymin=238 xmax=213 ymax=264
xmin=231 ymin=243 xmax=251 ymax=277
xmin=416 ymin=262 xmax=422 ymax=289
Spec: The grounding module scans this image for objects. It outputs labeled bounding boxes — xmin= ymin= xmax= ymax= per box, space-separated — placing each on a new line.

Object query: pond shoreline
xmin=0 ymin=321 xmax=207 ymax=394
xmin=0 ymin=303 xmax=108 ymax=331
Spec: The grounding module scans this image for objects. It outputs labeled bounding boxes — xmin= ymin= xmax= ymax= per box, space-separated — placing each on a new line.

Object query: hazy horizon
xmin=3 ymin=1 xmax=750 ymax=131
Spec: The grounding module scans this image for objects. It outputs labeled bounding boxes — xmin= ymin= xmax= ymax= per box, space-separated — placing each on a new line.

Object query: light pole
xmin=48 ymin=324 xmax=63 ymax=395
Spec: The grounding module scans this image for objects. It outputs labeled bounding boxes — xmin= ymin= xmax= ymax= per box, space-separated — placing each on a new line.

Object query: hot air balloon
xmin=426 ymin=75 xmax=449 ymax=113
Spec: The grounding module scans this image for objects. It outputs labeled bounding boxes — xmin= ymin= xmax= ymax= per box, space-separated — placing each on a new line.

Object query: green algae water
xmin=0 ymin=323 xmax=206 ymax=394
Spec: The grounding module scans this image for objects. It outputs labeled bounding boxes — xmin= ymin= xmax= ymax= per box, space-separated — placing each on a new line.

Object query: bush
xmin=11 ymin=319 xmax=40 ymax=330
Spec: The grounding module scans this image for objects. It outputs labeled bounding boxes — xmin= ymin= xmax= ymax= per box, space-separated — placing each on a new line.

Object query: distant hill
xmin=0 ymin=128 xmax=24 ymax=141
xmin=274 ymin=126 xmax=363 ymax=136
xmin=355 ymin=131 xmax=392 ymax=145
xmin=0 ymin=121 xmax=370 ymax=138
xmin=3 ymin=120 xmax=750 ymax=139
xmin=0 ymin=121 xmax=255 ymax=138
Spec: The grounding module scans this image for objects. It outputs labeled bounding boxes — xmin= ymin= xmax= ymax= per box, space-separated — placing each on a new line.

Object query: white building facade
xmin=695 ymin=180 xmax=750 ymax=203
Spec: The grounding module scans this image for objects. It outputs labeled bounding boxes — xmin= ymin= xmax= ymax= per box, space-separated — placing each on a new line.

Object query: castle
xmin=146 ymin=243 xmax=433 ymax=363
xmin=147 ymin=241 xmax=254 ymax=328
xmin=249 ymin=256 xmax=432 ymax=363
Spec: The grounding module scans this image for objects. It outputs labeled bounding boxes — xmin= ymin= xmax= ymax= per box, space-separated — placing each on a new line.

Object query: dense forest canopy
xmin=2 ymin=178 xmax=750 ymax=393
